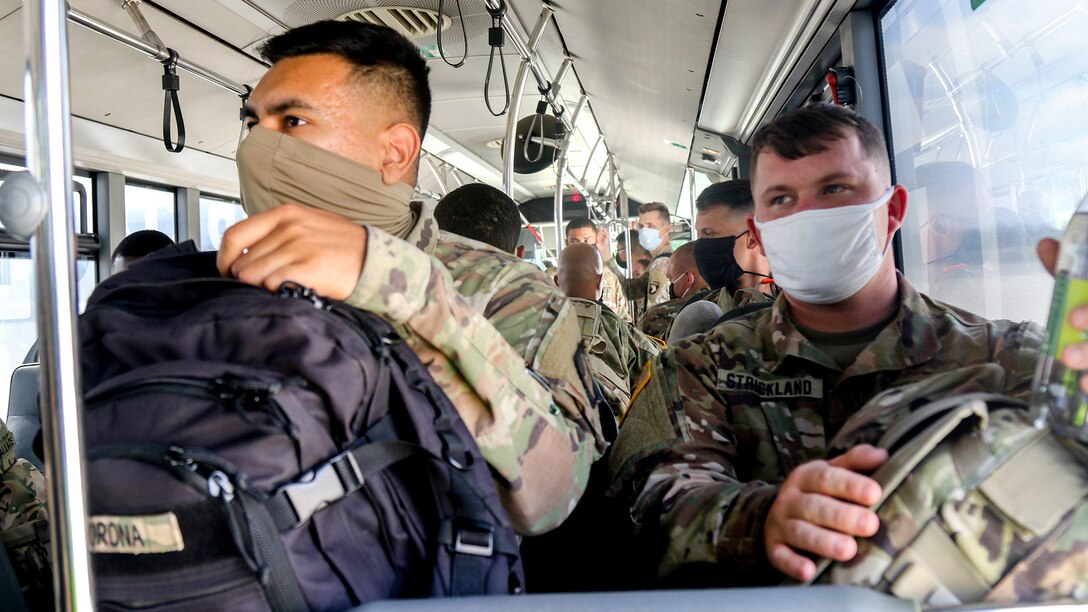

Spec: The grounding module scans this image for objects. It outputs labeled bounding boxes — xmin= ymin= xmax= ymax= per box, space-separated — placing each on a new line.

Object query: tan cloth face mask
xmin=237 ymin=125 xmax=416 ymax=238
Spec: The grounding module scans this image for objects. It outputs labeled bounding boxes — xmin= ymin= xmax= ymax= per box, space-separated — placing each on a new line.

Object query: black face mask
xmin=694 ymin=233 xmax=748 ymax=291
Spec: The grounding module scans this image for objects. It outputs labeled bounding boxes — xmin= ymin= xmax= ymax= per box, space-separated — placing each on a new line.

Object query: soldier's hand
xmin=764 ymin=444 xmax=887 ymax=582
xmin=218 ymin=203 xmax=367 ymax=300
xmin=1037 ymin=238 xmax=1088 ymax=391
xmin=596 ymin=228 xmax=614 ymax=263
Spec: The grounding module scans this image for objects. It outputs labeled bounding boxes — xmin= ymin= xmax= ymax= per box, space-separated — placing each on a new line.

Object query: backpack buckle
xmin=453 ymin=525 xmax=494 ymax=557
xmin=279 ymin=451 xmax=364 ymax=527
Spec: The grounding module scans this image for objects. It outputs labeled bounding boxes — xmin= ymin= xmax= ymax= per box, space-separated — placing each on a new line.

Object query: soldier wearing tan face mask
xmin=224 ymin=20 xmax=603 ymax=535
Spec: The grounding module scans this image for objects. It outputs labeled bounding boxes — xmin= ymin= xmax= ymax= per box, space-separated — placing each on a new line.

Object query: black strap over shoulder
xmin=713 ymin=300 xmax=774 ymax=326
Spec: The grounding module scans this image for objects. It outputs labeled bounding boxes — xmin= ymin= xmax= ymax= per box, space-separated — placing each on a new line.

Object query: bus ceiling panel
xmin=0 ymin=95 xmax=240 ymax=196
xmin=698 ymin=0 xmax=855 ymax=142
xmin=137 ymin=0 xmax=283 ymax=52
xmin=544 ymin=0 xmax=719 ymax=211
xmin=0 ymin=7 xmax=257 ymax=162
xmin=0 ymin=1 xmax=17 ymax=21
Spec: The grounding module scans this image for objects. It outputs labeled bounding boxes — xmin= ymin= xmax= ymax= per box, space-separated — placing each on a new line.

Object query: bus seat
xmin=6 ymin=364 xmax=43 ymax=472
xmin=353 ymin=585 xmax=918 ymax=612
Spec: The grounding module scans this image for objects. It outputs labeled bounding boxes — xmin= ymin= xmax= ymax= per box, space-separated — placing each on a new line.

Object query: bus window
xmin=881 ymin=0 xmax=1082 ymax=323
xmin=199 ymin=195 xmax=245 ymax=251
xmin=124 ymin=182 xmax=176 ymax=239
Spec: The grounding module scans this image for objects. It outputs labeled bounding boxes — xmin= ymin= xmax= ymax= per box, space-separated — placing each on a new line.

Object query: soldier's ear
xmin=747 ymin=215 xmax=766 ymax=256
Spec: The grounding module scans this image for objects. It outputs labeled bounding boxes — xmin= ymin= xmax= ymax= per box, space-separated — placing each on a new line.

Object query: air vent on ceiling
xmin=337 ymin=7 xmax=450 ymax=39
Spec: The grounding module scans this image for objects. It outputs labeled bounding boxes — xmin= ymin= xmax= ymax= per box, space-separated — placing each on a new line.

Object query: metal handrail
xmin=67 ymin=7 xmax=250 ymax=97
xmin=24 ymin=1 xmax=95 ymax=609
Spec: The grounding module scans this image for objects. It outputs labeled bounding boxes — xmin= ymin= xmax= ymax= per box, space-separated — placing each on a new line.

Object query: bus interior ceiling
xmin=0 ymin=0 xmax=862 ymax=220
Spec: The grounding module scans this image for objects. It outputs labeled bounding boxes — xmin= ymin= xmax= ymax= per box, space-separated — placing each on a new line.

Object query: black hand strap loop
xmin=484 ymin=0 xmax=510 ymax=117
xmin=437 ymin=0 xmax=468 ymax=68
xmin=161 ymin=48 xmax=185 ymax=153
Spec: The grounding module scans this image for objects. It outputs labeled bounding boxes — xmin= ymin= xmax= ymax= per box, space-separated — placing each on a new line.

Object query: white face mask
xmin=639 ymin=227 xmax=663 ymax=251
xmin=754 ymin=187 xmax=895 ymax=305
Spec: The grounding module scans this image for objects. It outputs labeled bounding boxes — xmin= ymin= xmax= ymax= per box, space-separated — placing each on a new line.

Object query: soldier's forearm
xmin=635 ymin=472 xmax=780 ymax=584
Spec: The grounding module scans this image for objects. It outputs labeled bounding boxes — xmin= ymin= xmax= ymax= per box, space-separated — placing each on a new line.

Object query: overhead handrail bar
xmin=579 ymin=134 xmax=603 ymax=184
xmin=67 ymin=8 xmax=250 ymax=97
xmin=24 ymin=0 xmax=96 ymax=608
xmin=500 ymin=7 xmax=551 ymax=199
xmin=484 ymin=1 xmax=572 ymax=129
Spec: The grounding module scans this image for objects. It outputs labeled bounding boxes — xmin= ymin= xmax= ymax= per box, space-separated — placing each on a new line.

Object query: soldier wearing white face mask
xmin=607 ymin=103 xmax=1043 ymax=587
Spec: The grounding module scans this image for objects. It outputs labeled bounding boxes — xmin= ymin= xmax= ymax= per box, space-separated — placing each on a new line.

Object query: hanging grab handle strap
xmin=161 ymin=49 xmax=186 ymax=153
xmin=484 ymin=0 xmax=510 ymax=116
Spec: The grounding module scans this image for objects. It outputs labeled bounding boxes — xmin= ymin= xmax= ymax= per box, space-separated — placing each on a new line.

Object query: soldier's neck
xmin=785 ymin=266 xmax=900 ymax=334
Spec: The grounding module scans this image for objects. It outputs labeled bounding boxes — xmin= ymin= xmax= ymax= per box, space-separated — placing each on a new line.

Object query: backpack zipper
xmin=86 ymin=375 xmax=302 ymax=443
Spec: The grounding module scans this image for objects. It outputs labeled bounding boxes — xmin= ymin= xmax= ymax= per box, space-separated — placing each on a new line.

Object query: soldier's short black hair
xmin=638 ymin=202 xmax=671 ymax=225
xmin=434 ymin=183 xmax=522 ymax=254
xmin=111 ymin=230 xmax=174 ymax=260
xmin=259 ymin=20 xmax=431 ymax=138
xmin=695 ymin=179 xmax=753 ymax=214
xmin=751 ymin=103 xmax=888 ymax=182
xmin=565 ymin=217 xmax=596 ymax=237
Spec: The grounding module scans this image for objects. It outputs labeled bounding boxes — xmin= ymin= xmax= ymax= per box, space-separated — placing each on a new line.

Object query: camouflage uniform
xmin=613 ymin=255 xmax=672 ymax=323
xmin=609 ymin=259 xmax=646 ymax=324
xmin=638 ymin=298 xmax=686 ymax=342
xmin=606 ymin=274 xmax=1042 ymax=584
xmin=601 ymin=263 xmax=631 ymax=323
xmin=644 ymin=254 xmax=672 ymax=309
xmin=704 ymin=284 xmax=776 ymax=315
xmin=570 ymin=298 xmax=661 ymax=420
xmin=349 ymin=201 xmax=603 ymax=534
xmin=818 ymin=366 xmax=1088 ymax=605
xmin=0 ymin=419 xmax=50 ymax=603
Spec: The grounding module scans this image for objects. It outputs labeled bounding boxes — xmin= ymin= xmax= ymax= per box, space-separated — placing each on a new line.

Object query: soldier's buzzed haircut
xmin=695 ymin=180 xmax=753 ymax=215
xmin=565 ymin=217 xmax=596 ymax=237
xmin=112 ymin=229 xmax=175 ymax=260
xmin=434 ymin=183 xmax=522 ymax=254
xmin=638 ymin=202 xmax=671 ymax=225
xmin=259 ymin=20 xmax=432 ymax=138
xmin=750 ymin=103 xmax=889 ymax=182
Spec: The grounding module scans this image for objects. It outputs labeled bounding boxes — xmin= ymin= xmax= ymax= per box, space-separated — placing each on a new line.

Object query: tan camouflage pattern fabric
xmin=702 ymin=284 xmax=776 ymax=315
xmin=638 ymin=298 xmax=686 ymax=342
xmin=815 ymin=367 xmax=1088 ymax=605
xmin=570 ymin=298 xmax=661 ymax=420
xmin=348 ymin=202 xmax=603 ymax=534
xmin=610 ymin=259 xmax=646 ymax=324
xmin=606 ymin=274 xmax=1043 ymax=584
xmin=0 ymin=420 xmax=50 ymax=601
xmin=644 ymin=254 xmax=671 ymax=309
xmin=601 ymin=263 xmax=631 ymax=323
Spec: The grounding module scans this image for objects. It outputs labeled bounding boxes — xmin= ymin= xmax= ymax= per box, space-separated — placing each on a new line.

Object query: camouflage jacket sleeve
xmin=990 ymin=319 xmax=1045 ymax=400
xmin=348 ymin=227 xmax=594 ymax=533
xmin=645 ymin=256 xmax=672 ymax=308
xmin=607 ymin=346 xmax=778 ymax=584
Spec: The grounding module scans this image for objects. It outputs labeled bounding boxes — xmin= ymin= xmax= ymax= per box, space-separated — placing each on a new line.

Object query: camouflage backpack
xmin=0 ymin=417 xmax=51 ymax=606
xmin=811 ymin=365 xmax=1088 ymax=606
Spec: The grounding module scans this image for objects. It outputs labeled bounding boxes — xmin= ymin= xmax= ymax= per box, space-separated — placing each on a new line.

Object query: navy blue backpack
xmin=78 ymin=248 xmax=523 ymax=611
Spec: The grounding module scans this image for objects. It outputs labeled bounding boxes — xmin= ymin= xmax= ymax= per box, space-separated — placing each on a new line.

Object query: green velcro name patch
xmin=89 ymin=512 xmax=185 ymax=555
xmin=718 ymin=370 xmax=824 ymax=399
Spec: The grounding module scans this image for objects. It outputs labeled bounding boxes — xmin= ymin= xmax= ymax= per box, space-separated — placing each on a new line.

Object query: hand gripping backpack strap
xmin=806 ymin=394 xmax=996 ymax=585
xmin=88 ymin=443 xmax=308 ymax=612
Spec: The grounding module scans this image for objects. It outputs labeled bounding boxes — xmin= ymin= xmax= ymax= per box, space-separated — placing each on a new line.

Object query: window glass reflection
xmin=881 ymin=0 xmax=1082 ymax=322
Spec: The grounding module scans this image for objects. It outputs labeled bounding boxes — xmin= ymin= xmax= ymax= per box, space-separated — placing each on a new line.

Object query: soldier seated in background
xmin=556 ymin=243 xmax=659 ymax=420
xmin=607 ymin=103 xmax=1042 ymax=587
xmin=110 ymin=229 xmax=176 ymax=274
xmin=226 ymin=20 xmax=603 ymax=534
xmin=566 ymin=217 xmax=630 ymax=323
xmin=690 ymin=179 xmax=775 ymax=314
xmin=434 ymin=182 xmax=525 ymax=258
xmin=638 ymin=241 xmax=709 ymax=342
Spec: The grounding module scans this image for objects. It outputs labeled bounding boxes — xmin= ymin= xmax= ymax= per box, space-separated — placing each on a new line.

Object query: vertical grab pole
xmin=501 ymin=7 xmax=552 ymax=198
xmin=554 ymin=134 xmax=570 ymax=258
xmin=24 ymin=0 xmax=95 ymax=609
xmin=688 ymin=168 xmax=697 ymax=240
